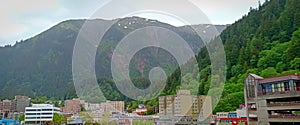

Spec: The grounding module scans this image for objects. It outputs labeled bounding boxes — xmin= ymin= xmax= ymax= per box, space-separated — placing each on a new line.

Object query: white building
xmin=25 ymin=104 xmax=61 ymax=124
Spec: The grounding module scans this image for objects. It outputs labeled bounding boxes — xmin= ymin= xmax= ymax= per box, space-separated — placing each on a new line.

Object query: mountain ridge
xmin=0 ymin=16 xmax=226 ymax=99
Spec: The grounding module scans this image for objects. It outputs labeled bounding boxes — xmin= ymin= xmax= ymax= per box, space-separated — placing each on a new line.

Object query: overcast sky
xmin=0 ymin=0 xmax=261 ymax=46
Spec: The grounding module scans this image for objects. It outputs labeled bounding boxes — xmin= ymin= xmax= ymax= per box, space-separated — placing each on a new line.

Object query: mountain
xmin=166 ymin=0 xmax=300 ymax=113
xmin=0 ymin=17 xmax=226 ymax=99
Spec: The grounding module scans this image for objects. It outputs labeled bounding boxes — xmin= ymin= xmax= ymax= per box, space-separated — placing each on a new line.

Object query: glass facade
xmin=257 ymin=80 xmax=300 ymax=95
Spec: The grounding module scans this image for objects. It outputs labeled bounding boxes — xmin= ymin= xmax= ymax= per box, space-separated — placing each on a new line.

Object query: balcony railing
xmin=267 ymin=102 xmax=300 ymax=107
xmin=269 ymin=115 xmax=300 ymax=119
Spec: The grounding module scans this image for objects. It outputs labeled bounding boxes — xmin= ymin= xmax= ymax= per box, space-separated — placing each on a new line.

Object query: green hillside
xmin=214 ymin=0 xmax=300 ymax=112
xmin=198 ymin=0 xmax=300 ymax=112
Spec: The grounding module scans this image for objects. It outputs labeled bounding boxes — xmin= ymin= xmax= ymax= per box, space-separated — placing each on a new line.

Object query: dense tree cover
xmin=204 ymin=0 xmax=300 ymax=113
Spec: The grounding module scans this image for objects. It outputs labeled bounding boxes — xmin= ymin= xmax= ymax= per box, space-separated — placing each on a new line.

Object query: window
xmin=26 ymin=109 xmax=37 ymax=111
xmin=25 ymin=117 xmax=37 ymax=119
xmin=41 ymin=117 xmax=52 ymax=119
xmin=26 ymin=113 xmax=40 ymax=115
xmin=296 ymin=80 xmax=300 ymax=91
xmin=265 ymin=84 xmax=272 ymax=93
xmin=284 ymin=82 xmax=290 ymax=91
xmin=42 ymin=109 xmax=53 ymax=111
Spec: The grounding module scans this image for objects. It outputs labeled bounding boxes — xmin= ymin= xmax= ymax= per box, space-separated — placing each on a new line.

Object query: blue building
xmin=0 ymin=119 xmax=19 ymax=125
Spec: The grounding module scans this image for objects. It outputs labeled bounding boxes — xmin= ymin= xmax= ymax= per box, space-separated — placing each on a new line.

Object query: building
xmin=215 ymin=110 xmax=248 ymax=125
xmin=244 ymin=74 xmax=300 ymax=125
xmin=62 ymin=98 xmax=84 ymax=114
xmin=83 ymin=101 xmax=124 ymax=122
xmin=158 ymin=90 xmax=212 ymax=124
xmin=14 ymin=95 xmax=30 ymax=113
xmin=84 ymin=100 xmax=124 ymax=114
xmin=0 ymin=99 xmax=14 ymax=112
xmin=101 ymin=101 xmax=124 ymax=114
xmin=25 ymin=104 xmax=61 ymax=124
xmin=159 ymin=96 xmax=166 ymax=115
xmin=174 ymin=90 xmax=193 ymax=116
xmin=0 ymin=95 xmax=30 ymax=113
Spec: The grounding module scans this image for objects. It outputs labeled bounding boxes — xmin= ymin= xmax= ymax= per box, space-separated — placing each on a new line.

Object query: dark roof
xmin=259 ymin=74 xmax=300 ymax=84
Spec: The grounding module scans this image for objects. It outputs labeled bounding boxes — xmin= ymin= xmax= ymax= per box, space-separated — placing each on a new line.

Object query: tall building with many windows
xmin=158 ymin=90 xmax=212 ymax=125
xmin=244 ymin=74 xmax=300 ymax=125
xmin=159 ymin=90 xmax=211 ymax=117
xmin=25 ymin=104 xmax=61 ymax=124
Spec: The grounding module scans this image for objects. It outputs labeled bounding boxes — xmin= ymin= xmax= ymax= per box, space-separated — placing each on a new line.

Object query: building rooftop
xmin=30 ymin=104 xmax=55 ymax=107
xmin=249 ymin=74 xmax=264 ymax=79
xmin=259 ymin=74 xmax=300 ymax=84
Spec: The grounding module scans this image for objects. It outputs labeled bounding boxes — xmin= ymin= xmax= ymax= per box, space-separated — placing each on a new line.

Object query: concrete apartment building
xmin=101 ymin=101 xmax=124 ymax=113
xmin=14 ymin=95 xmax=30 ymax=112
xmin=244 ymin=74 xmax=300 ymax=125
xmin=25 ymin=104 xmax=61 ymax=124
xmin=159 ymin=90 xmax=212 ymax=117
xmin=158 ymin=90 xmax=212 ymax=124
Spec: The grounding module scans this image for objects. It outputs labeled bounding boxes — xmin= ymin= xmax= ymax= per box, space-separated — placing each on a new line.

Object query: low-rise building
xmin=62 ymin=98 xmax=84 ymax=114
xmin=25 ymin=104 xmax=61 ymax=124
xmin=244 ymin=74 xmax=300 ymax=125
xmin=0 ymin=95 xmax=30 ymax=113
xmin=0 ymin=99 xmax=14 ymax=112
